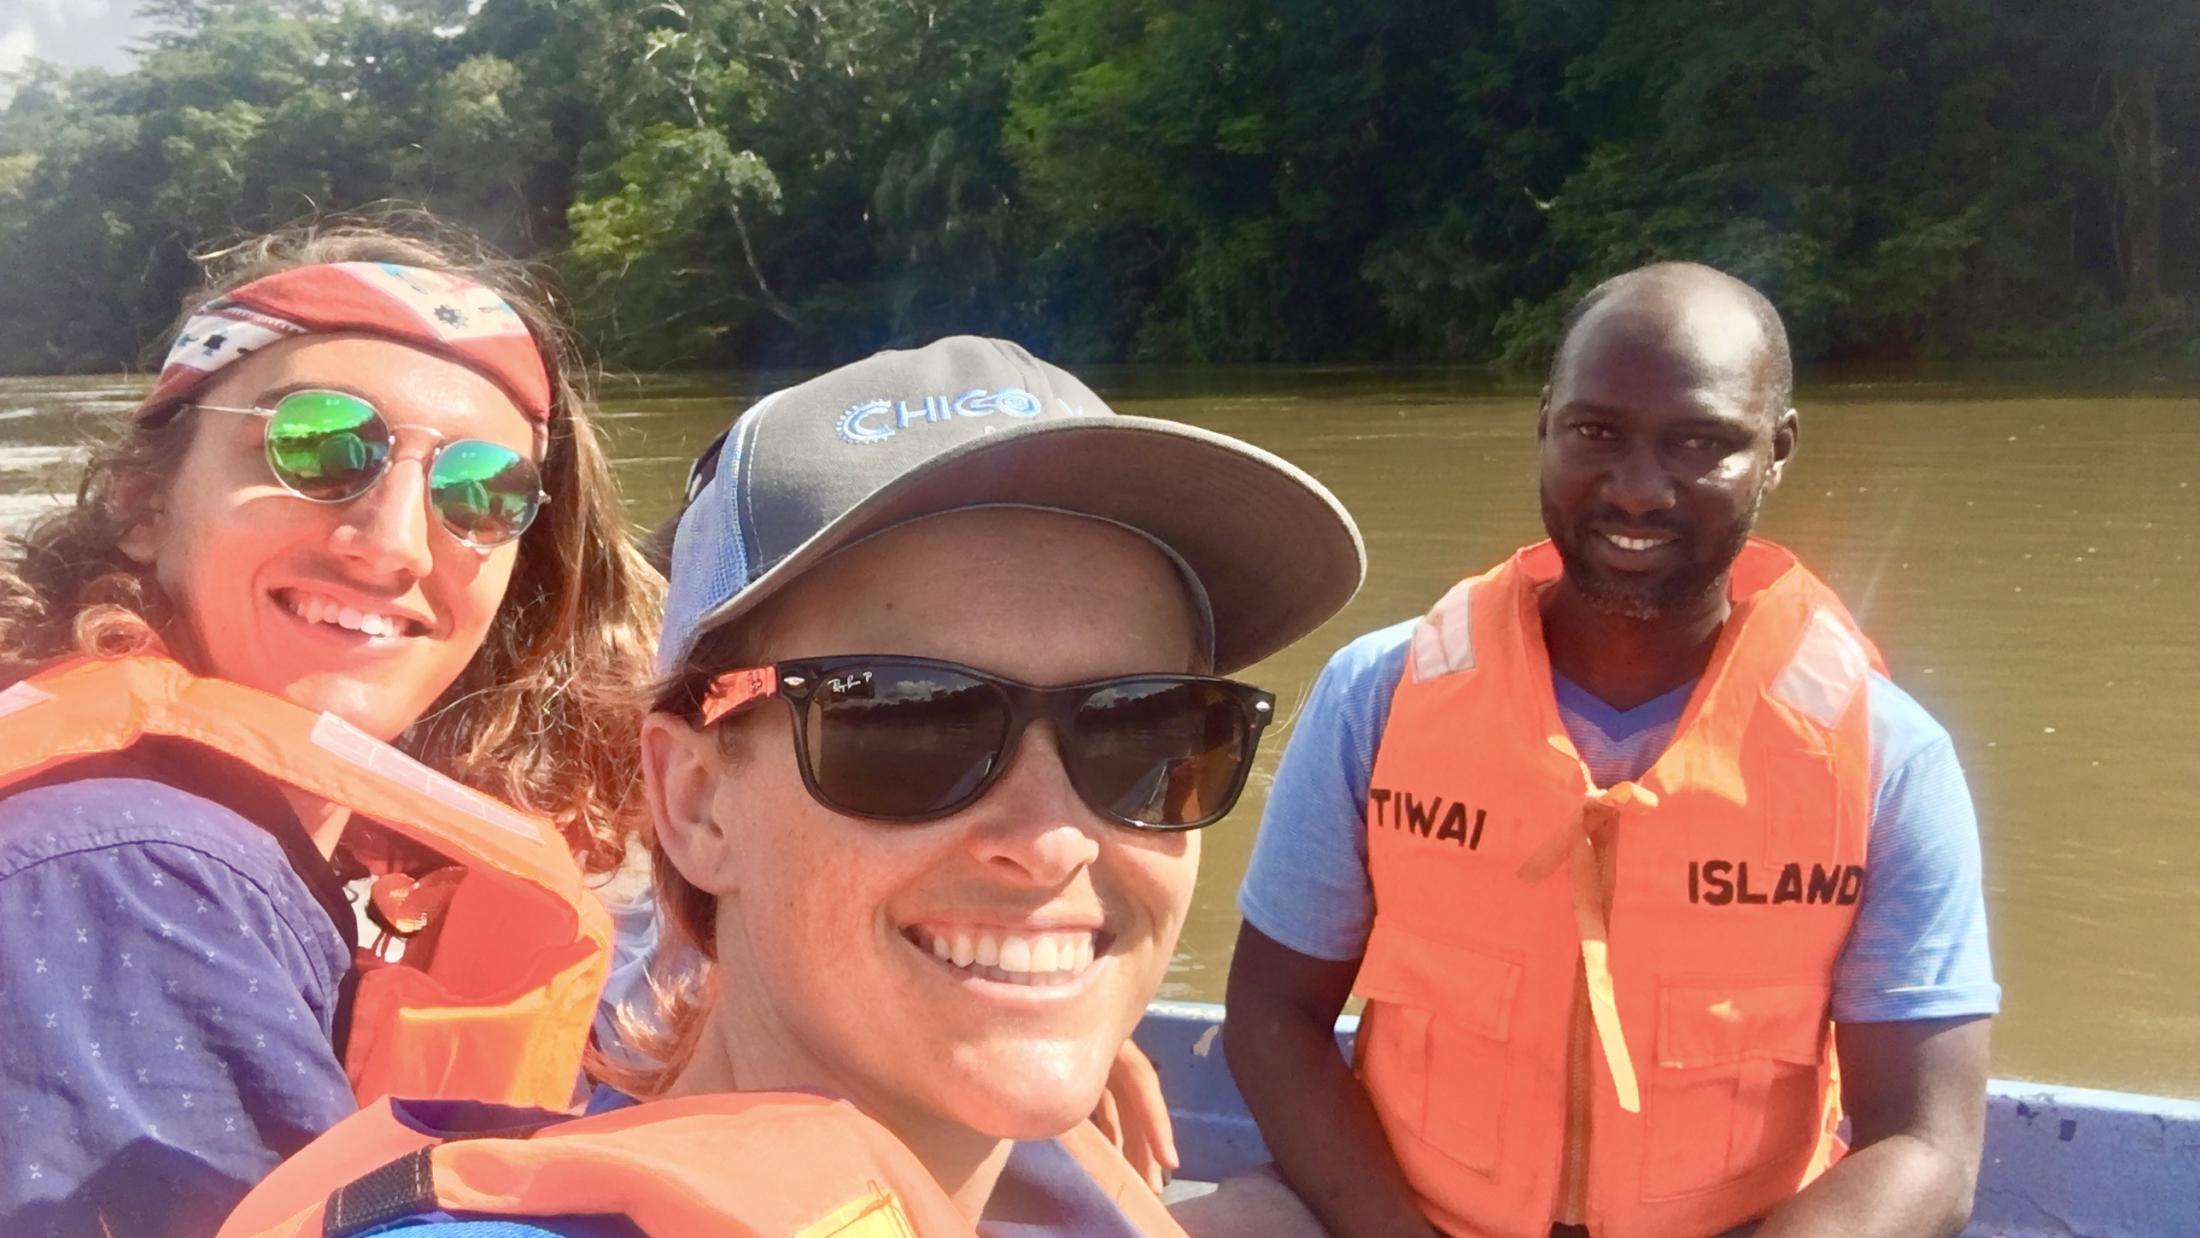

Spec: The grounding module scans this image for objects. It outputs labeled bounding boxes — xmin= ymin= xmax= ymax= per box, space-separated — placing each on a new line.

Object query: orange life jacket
xmin=0 ymin=655 xmax=612 ymax=1112
xmin=1356 ymin=540 xmax=1879 ymax=1238
xmin=218 ymin=1093 xmax=1187 ymax=1238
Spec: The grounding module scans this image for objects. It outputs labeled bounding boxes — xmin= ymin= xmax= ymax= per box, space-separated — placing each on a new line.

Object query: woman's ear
xmin=642 ymin=712 xmax=742 ymax=896
xmin=116 ymin=499 xmax=163 ymax=565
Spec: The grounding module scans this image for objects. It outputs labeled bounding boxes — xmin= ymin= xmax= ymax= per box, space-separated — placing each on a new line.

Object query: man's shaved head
xmin=1536 ymin=261 xmax=1800 ymax=622
xmin=1551 ymin=262 xmax=1793 ymax=421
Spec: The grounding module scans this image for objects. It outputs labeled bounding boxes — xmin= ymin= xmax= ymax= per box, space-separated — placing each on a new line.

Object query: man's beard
xmin=1542 ymin=487 xmax=1761 ymax=622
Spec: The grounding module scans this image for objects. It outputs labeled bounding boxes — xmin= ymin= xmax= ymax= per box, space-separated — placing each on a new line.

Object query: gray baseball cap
xmin=654 ymin=335 xmax=1364 ymax=676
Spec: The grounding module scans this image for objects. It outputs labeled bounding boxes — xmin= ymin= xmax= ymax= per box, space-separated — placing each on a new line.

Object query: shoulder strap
xmin=0 ymin=656 xmax=585 ymax=905
xmin=1056 ymin=1121 xmax=1190 ymax=1237
xmin=322 ymin=1147 xmax=435 ymax=1238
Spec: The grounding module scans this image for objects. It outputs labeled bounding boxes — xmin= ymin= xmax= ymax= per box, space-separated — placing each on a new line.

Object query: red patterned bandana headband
xmin=142 ymin=262 xmax=554 ymax=427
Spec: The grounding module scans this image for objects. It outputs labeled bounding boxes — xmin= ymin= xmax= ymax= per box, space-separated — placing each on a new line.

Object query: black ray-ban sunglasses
xmin=192 ymin=389 xmax=548 ymax=548
xmin=696 ymin=655 xmax=1277 ymax=831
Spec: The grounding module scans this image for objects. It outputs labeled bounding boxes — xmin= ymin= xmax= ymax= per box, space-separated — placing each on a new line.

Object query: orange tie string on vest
xmin=1517 ymin=780 xmax=1661 ymax=1113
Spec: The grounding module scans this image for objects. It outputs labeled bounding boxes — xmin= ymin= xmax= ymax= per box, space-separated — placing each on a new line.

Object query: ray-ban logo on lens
xmin=837 ymin=387 xmax=1085 ymax=444
xmin=825 ymin=671 xmax=874 ymax=695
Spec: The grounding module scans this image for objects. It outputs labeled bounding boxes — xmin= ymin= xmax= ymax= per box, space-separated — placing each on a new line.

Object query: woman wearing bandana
xmin=0 ymin=220 xmax=659 ymax=1236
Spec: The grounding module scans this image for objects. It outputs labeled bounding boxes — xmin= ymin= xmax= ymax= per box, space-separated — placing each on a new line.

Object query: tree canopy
xmin=0 ymin=0 xmax=2192 ymax=374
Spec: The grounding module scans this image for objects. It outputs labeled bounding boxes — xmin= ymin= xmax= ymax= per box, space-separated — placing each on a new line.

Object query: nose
xmin=330 ymin=456 xmax=436 ymax=580
xmin=1601 ymin=439 xmax=1679 ymax=518
xmin=967 ymin=724 xmax=1104 ymax=887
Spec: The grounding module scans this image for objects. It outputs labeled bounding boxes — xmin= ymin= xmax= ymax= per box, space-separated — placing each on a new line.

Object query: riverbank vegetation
xmin=1 ymin=0 xmax=2193 ymax=372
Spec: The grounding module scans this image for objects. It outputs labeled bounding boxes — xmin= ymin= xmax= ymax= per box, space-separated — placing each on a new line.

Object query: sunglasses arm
xmin=700 ymin=666 xmax=781 ymax=727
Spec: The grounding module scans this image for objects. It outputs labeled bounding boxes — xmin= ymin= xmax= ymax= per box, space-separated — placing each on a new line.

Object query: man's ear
xmin=1536 ymin=384 xmax=1553 ymax=441
xmin=641 ymin=713 xmax=742 ymax=897
xmin=1765 ymin=407 xmax=1800 ymax=493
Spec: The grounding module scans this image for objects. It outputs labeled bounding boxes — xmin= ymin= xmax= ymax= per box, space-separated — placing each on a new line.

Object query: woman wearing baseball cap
xmin=0 ymin=218 xmax=658 ymax=1235
xmin=223 ymin=335 xmax=1365 ymax=1236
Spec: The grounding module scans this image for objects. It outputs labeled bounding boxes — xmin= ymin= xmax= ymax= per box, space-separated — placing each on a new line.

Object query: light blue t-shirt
xmin=1239 ymin=619 xmax=2001 ymax=1023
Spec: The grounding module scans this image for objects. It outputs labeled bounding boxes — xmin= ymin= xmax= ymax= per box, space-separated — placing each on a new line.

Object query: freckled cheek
xmin=1115 ymin=835 xmax=1199 ymax=946
xmin=746 ymin=809 xmax=894 ymax=933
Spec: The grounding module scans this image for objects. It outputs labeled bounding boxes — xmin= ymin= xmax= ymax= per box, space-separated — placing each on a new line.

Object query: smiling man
xmin=1225 ymin=262 xmax=2000 ymax=1238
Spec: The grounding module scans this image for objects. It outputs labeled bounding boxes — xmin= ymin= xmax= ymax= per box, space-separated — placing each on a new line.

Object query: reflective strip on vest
xmin=1770 ymin=608 xmax=1872 ymax=727
xmin=0 ymin=679 xmax=53 ymax=721
xmin=307 ymin=712 xmax=539 ymax=843
xmin=1409 ymin=578 xmax=1477 ymax=682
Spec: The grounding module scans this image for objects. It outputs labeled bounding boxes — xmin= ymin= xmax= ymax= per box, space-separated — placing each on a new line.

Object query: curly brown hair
xmin=0 ymin=212 xmax=662 ymax=875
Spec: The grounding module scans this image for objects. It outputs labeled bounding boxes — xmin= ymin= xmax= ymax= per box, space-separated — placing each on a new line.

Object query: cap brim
xmin=681 ymin=416 xmax=1364 ymax=675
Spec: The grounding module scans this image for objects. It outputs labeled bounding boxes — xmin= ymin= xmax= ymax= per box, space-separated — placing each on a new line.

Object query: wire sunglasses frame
xmin=191 ymin=388 xmax=550 ymax=549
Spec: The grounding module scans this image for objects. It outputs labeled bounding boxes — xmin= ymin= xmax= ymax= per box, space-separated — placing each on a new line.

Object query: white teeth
xmin=283 ymin=591 xmax=411 ymax=639
xmin=919 ymin=927 xmax=1096 ymax=980
xmin=1606 ymin=533 xmax=1665 ymax=552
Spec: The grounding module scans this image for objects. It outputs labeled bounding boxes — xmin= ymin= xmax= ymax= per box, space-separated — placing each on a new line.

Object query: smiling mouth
xmin=275 ymin=588 xmax=428 ymax=640
xmin=1600 ymin=530 xmax=1677 ymax=553
xmin=904 ymin=926 xmax=1108 ymax=988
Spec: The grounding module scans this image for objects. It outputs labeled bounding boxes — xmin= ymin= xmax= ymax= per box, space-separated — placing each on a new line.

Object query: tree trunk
xmin=2106 ymin=58 xmax=2163 ymax=302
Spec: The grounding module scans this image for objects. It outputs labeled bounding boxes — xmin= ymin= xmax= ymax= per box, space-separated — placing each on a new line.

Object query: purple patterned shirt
xmin=0 ymin=748 xmax=356 ymax=1237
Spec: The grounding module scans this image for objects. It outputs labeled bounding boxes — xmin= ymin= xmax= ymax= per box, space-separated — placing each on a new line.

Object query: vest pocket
xmin=1641 ymin=980 xmax=1831 ymax=1201
xmin=1353 ymin=922 xmax=1523 ymax=1174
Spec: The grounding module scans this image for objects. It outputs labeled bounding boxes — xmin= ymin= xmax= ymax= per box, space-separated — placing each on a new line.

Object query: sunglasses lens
xmin=802 ymin=664 xmax=1009 ymax=819
xmin=1068 ymin=680 xmax=1256 ymax=828
xmin=429 ymin=439 xmax=543 ymax=546
xmin=265 ymin=392 xmax=390 ymax=500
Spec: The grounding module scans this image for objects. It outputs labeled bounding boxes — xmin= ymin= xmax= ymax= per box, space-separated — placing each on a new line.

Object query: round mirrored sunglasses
xmin=191 ymin=389 xmax=548 ymax=548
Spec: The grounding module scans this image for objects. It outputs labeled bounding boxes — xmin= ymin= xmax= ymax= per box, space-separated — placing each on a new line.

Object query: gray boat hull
xmin=1135 ymin=1001 xmax=2200 ymax=1237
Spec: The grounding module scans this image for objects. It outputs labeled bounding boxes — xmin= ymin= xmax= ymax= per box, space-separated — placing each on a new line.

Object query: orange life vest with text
xmin=1355 ymin=540 xmax=1879 ymax=1238
xmin=0 ymin=655 xmax=612 ymax=1112
xmin=217 ymin=1093 xmax=1188 ymax=1238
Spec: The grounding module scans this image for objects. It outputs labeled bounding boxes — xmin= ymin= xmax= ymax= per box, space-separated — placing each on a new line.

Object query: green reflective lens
xmin=265 ymin=391 xmax=389 ymax=500
xmin=429 ymin=438 xmax=543 ymax=546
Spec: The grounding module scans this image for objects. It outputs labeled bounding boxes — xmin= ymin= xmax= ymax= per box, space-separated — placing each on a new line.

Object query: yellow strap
xmin=790 ymin=1184 xmax=918 ymax=1238
xmin=1517 ymin=783 xmax=1659 ymax=1113
xmin=1572 ymin=858 xmax=1639 ymax=1113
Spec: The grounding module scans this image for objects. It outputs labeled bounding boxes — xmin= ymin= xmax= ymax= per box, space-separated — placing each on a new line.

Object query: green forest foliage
xmin=0 ymin=0 xmax=2193 ymax=372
